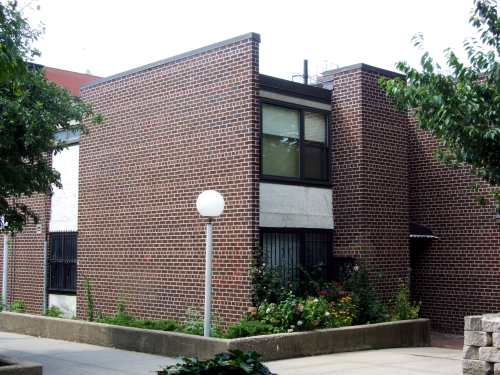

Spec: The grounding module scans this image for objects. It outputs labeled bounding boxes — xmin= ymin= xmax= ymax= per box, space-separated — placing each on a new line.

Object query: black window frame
xmin=48 ymin=232 xmax=77 ymax=293
xmin=260 ymin=228 xmax=333 ymax=282
xmin=260 ymin=99 xmax=332 ymax=186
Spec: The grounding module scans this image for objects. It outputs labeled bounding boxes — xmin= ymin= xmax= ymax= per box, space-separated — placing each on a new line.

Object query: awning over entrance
xmin=410 ymin=222 xmax=439 ymax=239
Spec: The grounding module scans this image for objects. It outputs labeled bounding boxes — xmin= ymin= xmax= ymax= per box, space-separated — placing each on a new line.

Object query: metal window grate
xmin=48 ymin=232 xmax=77 ymax=293
xmin=260 ymin=228 xmax=332 ymax=282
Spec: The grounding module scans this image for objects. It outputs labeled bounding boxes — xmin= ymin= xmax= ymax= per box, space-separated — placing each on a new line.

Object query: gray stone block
xmin=494 ymin=363 xmax=500 ymax=375
xmin=465 ymin=331 xmax=493 ymax=347
xmin=480 ymin=347 xmax=500 ymax=362
xmin=493 ymin=333 xmax=500 ymax=348
xmin=463 ymin=359 xmax=493 ymax=375
xmin=484 ymin=317 xmax=500 ymax=333
xmin=464 ymin=345 xmax=480 ymax=360
xmin=466 ymin=316 xmax=484 ymax=331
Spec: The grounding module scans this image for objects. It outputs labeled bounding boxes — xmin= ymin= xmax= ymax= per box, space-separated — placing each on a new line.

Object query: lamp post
xmin=196 ymin=190 xmax=225 ymax=337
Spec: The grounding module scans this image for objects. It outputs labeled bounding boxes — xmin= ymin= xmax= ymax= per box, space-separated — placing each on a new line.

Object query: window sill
xmin=260 ymin=175 xmax=332 ymax=188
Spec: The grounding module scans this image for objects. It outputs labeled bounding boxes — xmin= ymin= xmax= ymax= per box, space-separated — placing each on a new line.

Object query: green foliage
xmin=380 ymin=0 xmax=500 ymax=210
xmin=249 ymin=246 xmax=291 ymax=305
xmin=44 ymin=305 xmax=63 ymax=318
xmin=10 ymin=299 xmax=25 ymax=313
xmin=343 ymin=251 xmax=387 ymax=325
xmin=244 ymin=292 xmax=356 ymax=333
xmin=82 ymin=274 xmax=94 ymax=322
xmin=390 ymin=272 xmax=422 ymax=321
xmin=0 ymin=1 xmax=41 ymax=85
xmin=181 ymin=306 xmax=222 ymax=338
xmin=117 ymin=290 xmax=126 ymax=315
xmin=97 ymin=313 xmax=181 ymax=332
xmin=157 ymin=350 xmax=275 ymax=375
xmin=0 ymin=2 xmax=103 ymax=232
xmin=224 ymin=320 xmax=275 ymax=339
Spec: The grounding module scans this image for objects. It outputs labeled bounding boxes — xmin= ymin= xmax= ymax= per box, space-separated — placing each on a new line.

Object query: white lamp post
xmin=196 ymin=190 xmax=225 ymax=337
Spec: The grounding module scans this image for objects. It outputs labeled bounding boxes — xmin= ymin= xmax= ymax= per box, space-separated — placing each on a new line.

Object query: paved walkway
xmin=0 ymin=331 xmax=462 ymax=375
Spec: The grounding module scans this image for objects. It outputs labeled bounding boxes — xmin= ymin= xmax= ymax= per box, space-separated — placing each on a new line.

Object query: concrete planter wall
xmin=0 ymin=355 xmax=42 ymax=375
xmin=0 ymin=312 xmax=430 ymax=361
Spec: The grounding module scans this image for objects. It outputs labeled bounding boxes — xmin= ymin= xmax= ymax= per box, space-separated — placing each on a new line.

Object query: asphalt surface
xmin=0 ymin=331 xmax=462 ymax=375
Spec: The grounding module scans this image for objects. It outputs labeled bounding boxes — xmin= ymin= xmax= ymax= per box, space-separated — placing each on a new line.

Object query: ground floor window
xmin=49 ymin=232 xmax=77 ymax=293
xmin=260 ymin=228 xmax=332 ymax=281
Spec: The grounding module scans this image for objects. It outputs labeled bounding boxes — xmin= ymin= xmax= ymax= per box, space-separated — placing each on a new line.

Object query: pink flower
xmin=354 ymin=266 xmax=359 ymax=271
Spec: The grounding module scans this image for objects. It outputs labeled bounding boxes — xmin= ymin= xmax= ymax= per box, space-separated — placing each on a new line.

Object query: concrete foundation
xmin=0 ymin=312 xmax=430 ymax=361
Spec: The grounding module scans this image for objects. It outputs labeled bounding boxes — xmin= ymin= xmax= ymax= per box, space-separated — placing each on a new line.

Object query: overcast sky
xmin=25 ymin=0 xmax=479 ymax=81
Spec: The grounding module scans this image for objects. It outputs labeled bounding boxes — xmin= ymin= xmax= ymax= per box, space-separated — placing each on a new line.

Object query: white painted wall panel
xmin=48 ymin=294 xmax=76 ymax=318
xmin=49 ymin=145 xmax=79 ymax=232
xmin=259 ymin=183 xmax=333 ymax=229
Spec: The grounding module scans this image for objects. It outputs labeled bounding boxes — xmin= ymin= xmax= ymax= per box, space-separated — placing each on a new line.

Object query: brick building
xmin=1 ymin=32 xmax=499 ymax=333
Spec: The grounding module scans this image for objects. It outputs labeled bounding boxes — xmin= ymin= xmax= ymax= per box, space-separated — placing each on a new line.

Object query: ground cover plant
xmin=157 ymin=350 xmax=275 ymax=375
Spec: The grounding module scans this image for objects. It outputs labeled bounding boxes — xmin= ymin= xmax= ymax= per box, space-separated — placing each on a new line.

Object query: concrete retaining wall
xmin=0 ymin=312 xmax=430 ymax=361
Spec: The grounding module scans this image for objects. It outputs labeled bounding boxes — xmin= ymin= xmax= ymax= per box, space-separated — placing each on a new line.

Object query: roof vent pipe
xmin=303 ymin=59 xmax=308 ymax=85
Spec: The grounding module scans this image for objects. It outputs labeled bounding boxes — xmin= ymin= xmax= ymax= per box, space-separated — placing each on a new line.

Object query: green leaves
xmin=157 ymin=350 xmax=276 ymax=375
xmin=0 ymin=3 xmax=102 ymax=232
xmin=379 ymin=0 xmax=500 ymax=208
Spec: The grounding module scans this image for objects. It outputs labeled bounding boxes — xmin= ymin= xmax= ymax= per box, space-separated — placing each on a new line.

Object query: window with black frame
xmin=49 ymin=232 xmax=77 ymax=293
xmin=261 ymin=102 xmax=330 ymax=183
xmin=260 ymin=228 xmax=332 ymax=282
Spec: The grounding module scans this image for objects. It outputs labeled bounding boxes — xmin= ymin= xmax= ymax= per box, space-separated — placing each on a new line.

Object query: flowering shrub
xmin=243 ymin=292 xmax=357 ymax=333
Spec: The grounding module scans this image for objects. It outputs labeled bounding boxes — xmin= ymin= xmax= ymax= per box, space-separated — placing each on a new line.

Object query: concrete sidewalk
xmin=0 ymin=331 xmax=462 ymax=375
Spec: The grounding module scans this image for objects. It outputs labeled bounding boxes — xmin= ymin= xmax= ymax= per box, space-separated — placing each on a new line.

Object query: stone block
xmin=464 ymin=346 xmax=480 ymax=360
xmin=483 ymin=317 xmax=500 ymax=333
xmin=466 ymin=316 xmax=484 ymax=331
xmin=495 ymin=363 xmax=500 ymax=375
xmin=493 ymin=333 xmax=500 ymax=348
xmin=465 ymin=331 xmax=493 ymax=347
xmin=463 ymin=359 xmax=493 ymax=375
xmin=480 ymin=347 xmax=500 ymax=362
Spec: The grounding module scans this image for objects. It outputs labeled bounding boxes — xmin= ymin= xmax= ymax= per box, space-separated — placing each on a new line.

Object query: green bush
xmin=97 ymin=314 xmax=181 ymax=332
xmin=10 ymin=300 xmax=25 ymax=313
xmin=181 ymin=306 xmax=222 ymax=338
xmin=224 ymin=320 xmax=275 ymax=339
xmin=343 ymin=252 xmax=387 ymax=324
xmin=44 ymin=305 xmax=63 ymax=318
xmin=390 ymin=273 xmax=421 ymax=321
xmin=157 ymin=350 xmax=275 ymax=375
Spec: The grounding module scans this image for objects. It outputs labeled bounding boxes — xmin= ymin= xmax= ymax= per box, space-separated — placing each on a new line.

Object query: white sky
xmin=25 ymin=0 xmax=480 ymax=81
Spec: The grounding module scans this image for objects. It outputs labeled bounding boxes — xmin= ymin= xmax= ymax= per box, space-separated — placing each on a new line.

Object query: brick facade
xmin=331 ymin=65 xmax=410 ymax=301
xmin=409 ymin=125 xmax=500 ymax=334
xmin=77 ymin=34 xmax=260 ymax=323
xmin=2 ymin=35 xmax=499 ymax=335
xmin=0 ymin=195 xmax=49 ymax=313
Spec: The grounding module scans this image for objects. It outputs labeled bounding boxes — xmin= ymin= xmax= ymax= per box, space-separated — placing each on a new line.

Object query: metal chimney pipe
xmin=303 ymin=60 xmax=308 ymax=85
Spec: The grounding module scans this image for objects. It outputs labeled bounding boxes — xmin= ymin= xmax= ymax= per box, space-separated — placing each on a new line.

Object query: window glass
xmin=68 ymin=129 xmax=80 ymax=140
xmin=304 ymin=112 xmax=326 ymax=144
xmin=262 ymin=104 xmax=300 ymax=178
xmin=304 ymin=146 xmax=328 ymax=180
xmin=55 ymin=130 xmax=67 ymax=141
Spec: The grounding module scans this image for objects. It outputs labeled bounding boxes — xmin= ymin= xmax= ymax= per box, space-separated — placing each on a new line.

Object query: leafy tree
xmin=380 ymin=0 xmax=500 ymax=210
xmin=0 ymin=1 xmax=102 ymax=232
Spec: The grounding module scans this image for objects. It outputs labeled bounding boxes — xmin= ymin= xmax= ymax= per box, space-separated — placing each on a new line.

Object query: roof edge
xmin=324 ymin=63 xmax=405 ymax=79
xmin=81 ymin=32 xmax=261 ymax=89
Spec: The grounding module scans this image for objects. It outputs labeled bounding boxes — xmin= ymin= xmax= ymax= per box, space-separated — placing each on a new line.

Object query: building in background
xmin=1 ymin=33 xmax=498 ymax=333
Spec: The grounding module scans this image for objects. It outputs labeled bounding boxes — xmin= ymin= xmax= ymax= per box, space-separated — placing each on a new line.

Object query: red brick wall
xmin=0 ymin=195 xmax=49 ymax=313
xmin=78 ymin=36 xmax=260 ymax=324
xmin=331 ymin=66 xmax=409 ymax=301
xmin=409 ymin=125 xmax=500 ymax=334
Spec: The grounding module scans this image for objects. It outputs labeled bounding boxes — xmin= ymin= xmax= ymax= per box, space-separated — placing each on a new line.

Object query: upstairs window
xmin=55 ymin=129 xmax=80 ymax=144
xmin=261 ymin=102 xmax=330 ymax=184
